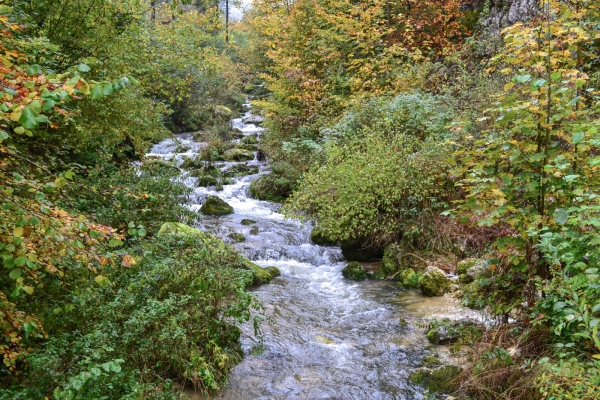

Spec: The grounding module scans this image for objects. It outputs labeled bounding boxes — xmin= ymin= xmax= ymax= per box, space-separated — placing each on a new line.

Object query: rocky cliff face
xmin=480 ymin=0 xmax=539 ymax=34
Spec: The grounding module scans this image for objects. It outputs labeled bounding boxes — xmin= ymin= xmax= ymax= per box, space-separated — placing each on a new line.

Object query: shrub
xmin=249 ymin=161 xmax=301 ymax=202
xmin=285 ymin=93 xmax=455 ymax=248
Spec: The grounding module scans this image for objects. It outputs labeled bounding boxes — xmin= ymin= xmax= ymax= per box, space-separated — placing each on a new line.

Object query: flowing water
xmin=148 ymin=104 xmax=482 ymax=400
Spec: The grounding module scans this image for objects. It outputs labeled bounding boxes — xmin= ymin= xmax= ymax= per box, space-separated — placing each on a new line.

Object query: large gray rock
xmin=419 ymin=266 xmax=451 ymax=297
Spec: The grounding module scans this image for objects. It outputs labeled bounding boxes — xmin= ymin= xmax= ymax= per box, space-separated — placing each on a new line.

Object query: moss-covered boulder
xmin=241 ymin=135 xmax=258 ymax=145
xmin=380 ymin=243 xmax=405 ymax=276
xmin=200 ymin=196 xmax=234 ymax=216
xmin=310 ymin=227 xmax=337 ymax=246
xmin=180 ymin=156 xmax=205 ymax=170
xmin=222 ymin=148 xmax=254 ymax=162
xmin=158 ymin=223 xmax=276 ymax=286
xmin=214 ymin=105 xmax=232 ymax=117
xmin=456 ymin=258 xmax=480 ymax=275
xmin=241 ymin=219 xmax=256 ymax=225
xmin=265 ymin=266 xmax=281 ymax=278
xmin=223 ymin=164 xmax=258 ymax=178
xmin=426 ymin=319 xmax=485 ymax=345
xmin=157 ymin=222 xmax=204 ymax=237
xmin=419 ymin=266 xmax=451 ymax=296
xmin=250 ymin=226 xmax=259 ymax=235
xmin=409 ymin=365 xmax=461 ymax=393
xmin=342 ymin=261 xmax=367 ymax=280
xmin=228 ymin=233 xmax=246 ymax=243
xmin=398 ymin=268 xmax=420 ymax=289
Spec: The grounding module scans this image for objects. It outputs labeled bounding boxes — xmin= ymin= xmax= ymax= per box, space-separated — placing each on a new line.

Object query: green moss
xmin=342 ymin=261 xmax=367 ymax=280
xmin=422 ymin=354 xmax=442 ymax=368
xmin=229 ymin=233 xmax=246 ymax=242
xmin=241 ymin=219 xmax=257 ymax=225
xmin=223 ymin=164 xmax=259 ymax=178
xmin=200 ymin=196 xmax=234 ymax=216
xmin=266 ymin=266 xmax=281 ymax=278
xmin=459 ymin=273 xmax=474 ymax=284
xmin=399 ymin=268 xmax=420 ymax=289
xmin=157 ymin=222 xmax=205 ymax=237
xmin=222 ymin=148 xmax=254 ymax=161
xmin=419 ymin=266 xmax=451 ymax=296
xmin=381 ymin=243 xmax=404 ymax=276
xmin=409 ymin=365 xmax=461 ymax=393
xmin=456 ymin=258 xmax=480 ymax=275
xmin=241 ymin=135 xmax=258 ymax=144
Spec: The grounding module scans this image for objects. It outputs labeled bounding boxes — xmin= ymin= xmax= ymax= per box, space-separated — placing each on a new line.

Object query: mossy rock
xmin=223 ymin=164 xmax=259 ymax=178
xmin=310 ymin=227 xmax=337 ymax=246
xmin=228 ymin=233 xmax=246 ymax=243
xmin=244 ymin=84 xmax=257 ymax=93
xmin=250 ymin=226 xmax=259 ymax=235
xmin=174 ymin=144 xmax=191 ymax=153
xmin=157 ymin=222 xmax=205 ymax=237
xmin=181 ymin=156 xmax=205 ymax=170
xmin=196 ymin=175 xmax=219 ymax=187
xmin=342 ymin=261 xmax=367 ymax=280
xmin=241 ymin=219 xmax=256 ymax=225
xmin=140 ymin=159 xmax=180 ymax=175
xmin=456 ymin=258 xmax=480 ymax=275
xmin=236 ymin=144 xmax=259 ymax=151
xmin=265 ymin=266 xmax=281 ymax=278
xmin=200 ymin=196 xmax=234 ymax=216
xmin=222 ymin=148 xmax=255 ymax=162
xmin=426 ymin=319 xmax=485 ymax=345
xmin=421 ymin=354 xmax=442 ymax=368
xmin=419 ymin=266 xmax=451 ymax=297
xmin=241 ymin=135 xmax=258 ymax=145
xmin=398 ymin=268 xmax=420 ymax=289
xmin=157 ymin=223 xmax=273 ymax=285
xmin=458 ymin=273 xmax=473 ymax=284
xmin=214 ymin=105 xmax=233 ymax=117
xmin=409 ymin=365 xmax=461 ymax=393
xmin=381 ymin=243 xmax=405 ymax=276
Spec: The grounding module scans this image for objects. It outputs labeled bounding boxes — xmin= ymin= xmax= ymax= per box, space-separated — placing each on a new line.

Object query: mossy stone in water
xmin=250 ymin=226 xmax=259 ymax=235
xmin=229 ymin=233 xmax=246 ymax=243
xmin=421 ymin=354 xmax=442 ymax=368
xmin=241 ymin=135 xmax=258 ymax=145
xmin=342 ymin=261 xmax=367 ymax=280
xmin=398 ymin=268 xmax=420 ymax=289
xmin=409 ymin=365 xmax=461 ymax=393
xmin=222 ymin=148 xmax=254 ymax=161
xmin=380 ymin=243 xmax=405 ymax=276
xmin=200 ymin=196 xmax=234 ymax=216
xmin=266 ymin=266 xmax=281 ymax=278
xmin=419 ymin=266 xmax=451 ymax=296
xmin=241 ymin=219 xmax=257 ymax=225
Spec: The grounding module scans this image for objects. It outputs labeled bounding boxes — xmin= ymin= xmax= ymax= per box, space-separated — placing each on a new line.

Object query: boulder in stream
xmin=241 ymin=219 xmax=257 ymax=225
xmin=241 ymin=135 xmax=259 ymax=145
xmin=419 ymin=266 xmax=451 ymax=296
xmin=200 ymin=196 xmax=234 ymax=216
xmin=398 ymin=268 xmax=420 ymax=289
xmin=426 ymin=318 xmax=485 ymax=345
xmin=222 ymin=148 xmax=255 ymax=161
xmin=380 ymin=243 xmax=406 ymax=276
xmin=342 ymin=261 xmax=367 ymax=280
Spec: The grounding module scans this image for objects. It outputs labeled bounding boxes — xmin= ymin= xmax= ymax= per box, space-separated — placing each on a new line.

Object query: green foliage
xmin=1 ymin=233 xmax=261 ymax=398
xmin=285 ymin=93 xmax=455 ymax=248
xmin=66 ymin=161 xmax=194 ymax=235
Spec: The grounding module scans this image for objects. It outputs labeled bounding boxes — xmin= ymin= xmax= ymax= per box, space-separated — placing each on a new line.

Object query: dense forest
xmin=1 ymin=0 xmax=600 ymax=398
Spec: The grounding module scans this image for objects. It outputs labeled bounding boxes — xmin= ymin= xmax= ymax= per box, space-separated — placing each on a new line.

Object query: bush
xmin=66 ymin=161 xmax=194 ymax=235
xmin=1 ymin=233 xmax=262 ymax=398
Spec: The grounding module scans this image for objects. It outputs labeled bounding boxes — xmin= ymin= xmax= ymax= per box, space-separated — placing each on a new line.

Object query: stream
xmin=148 ymin=104 xmax=481 ymax=400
